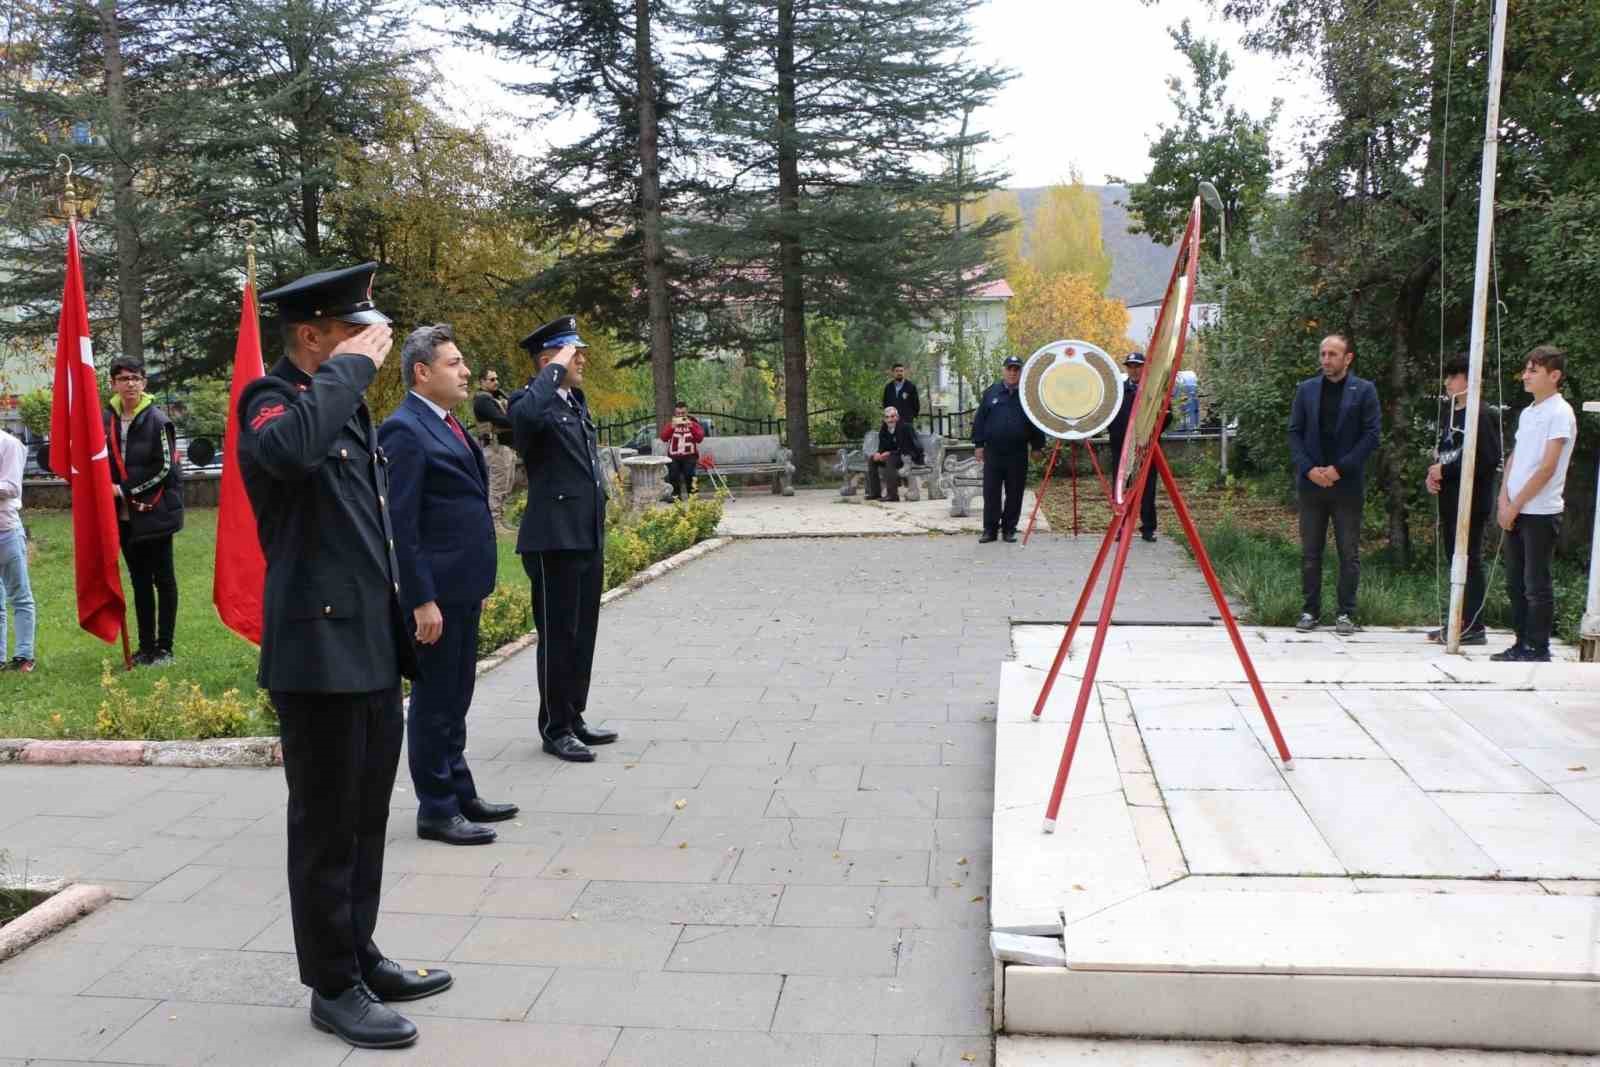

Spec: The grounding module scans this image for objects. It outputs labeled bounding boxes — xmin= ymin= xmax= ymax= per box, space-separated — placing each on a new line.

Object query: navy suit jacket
xmin=378 ymin=392 xmax=498 ymax=611
xmin=1288 ymin=373 xmax=1382 ymax=495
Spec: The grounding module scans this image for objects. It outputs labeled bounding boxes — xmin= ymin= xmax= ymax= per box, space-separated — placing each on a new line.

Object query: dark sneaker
xmin=147 ymin=651 xmax=175 ymax=667
xmin=1335 ymin=614 xmax=1357 ymax=636
xmin=1427 ymin=627 xmax=1488 ymax=646
xmin=1295 ymin=614 xmax=1318 ymax=632
xmin=1489 ymin=643 xmax=1529 ymax=662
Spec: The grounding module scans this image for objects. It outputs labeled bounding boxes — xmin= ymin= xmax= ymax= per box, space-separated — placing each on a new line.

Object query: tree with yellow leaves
xmin=1004 ymin=262 xmax=1134 ymax=361
xmin=1026 ymin=172 xmax=1112 ymax=291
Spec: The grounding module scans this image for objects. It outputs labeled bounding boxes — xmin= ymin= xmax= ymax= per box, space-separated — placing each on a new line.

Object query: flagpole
xmin=1446 ymin=0 xmax=1509 ymax=653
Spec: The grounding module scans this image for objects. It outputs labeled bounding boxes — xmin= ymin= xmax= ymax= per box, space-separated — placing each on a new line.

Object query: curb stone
xmin=0 ymin=883 xmax=112 ymax=963
xmin=0 ymin=536 xmax=734 ymax=767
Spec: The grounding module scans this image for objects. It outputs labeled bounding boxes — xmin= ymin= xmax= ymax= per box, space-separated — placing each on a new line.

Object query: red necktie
xmin=445 ymin=413 xmax=468 ymax=446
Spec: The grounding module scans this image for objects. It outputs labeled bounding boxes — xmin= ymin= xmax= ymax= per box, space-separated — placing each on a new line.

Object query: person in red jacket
xmin=659 ymin=400 xmax=704 ymax=500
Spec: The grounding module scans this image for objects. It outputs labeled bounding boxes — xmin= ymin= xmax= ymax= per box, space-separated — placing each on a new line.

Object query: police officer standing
xmin=1105 ymin=351 xmax=1168 ymax=542
xmin=971 ymin=354 xmax=1045 ymax=542
xmin=241 ymin=263 xmax=447 ymax=1050
xmin=510 ymin=316 xmax=619 ymax=762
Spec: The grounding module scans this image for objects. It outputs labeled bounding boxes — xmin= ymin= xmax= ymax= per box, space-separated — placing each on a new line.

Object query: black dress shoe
xmin=310 ymin=983 xmax=417 ymax=1049
xmin=417 ymin=813 xmax=497 ymax=845
xmin=573 ymin=719 xmax=618 ymax=746
xmin=978 ymin=531 xmax=998 ymax=544
xmin=462 ymin=797 xmax=519 ymax=822
xmin=542 ymin=733 xmax=595 ymax=762
xmin=1002 ymin=530 xmax=1018 ymax=543
xmin=365 ymin=959 xmax=453 ymax=1002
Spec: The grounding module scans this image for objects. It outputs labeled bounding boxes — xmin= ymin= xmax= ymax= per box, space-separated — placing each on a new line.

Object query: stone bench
xmin=835 ymin=430 xmax=945 ymax=501
xmin=652 ymin=433 xmax=795 ymax=495
xmin=940 ymin=454 xmax=984 ymax=517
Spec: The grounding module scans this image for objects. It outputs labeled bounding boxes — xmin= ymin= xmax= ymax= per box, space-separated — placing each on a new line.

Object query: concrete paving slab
xmin=607 ymin=1028 xmax=875 ymax=1066
xmin=529 ymin=968 xmax=782 ymax=1030
xmin=84 ymin=946 xmax=304 ymax=1007
xmin=667 ymin=924 xmax=902 ymax=975
xmin=772 ymin=973 xmax=992 ymax=1035
xmin=450 ymin=918 xmax=682 ymax=969
xmin=343 ymin=1018 xmax=619 ymax=1066
xmin=1431 ymin=793 xmax=1600 ymax=878
xmin=999 ymin=1034 xmax=1600 ymax=1064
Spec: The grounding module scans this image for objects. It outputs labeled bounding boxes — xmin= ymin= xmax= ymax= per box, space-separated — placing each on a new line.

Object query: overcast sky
xmin=429 ymin=0 xmax=1328 ymax=192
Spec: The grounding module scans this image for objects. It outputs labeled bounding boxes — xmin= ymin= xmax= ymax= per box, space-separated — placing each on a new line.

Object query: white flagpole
xmin=1447 ymin=0 xmax=1510 ymax=654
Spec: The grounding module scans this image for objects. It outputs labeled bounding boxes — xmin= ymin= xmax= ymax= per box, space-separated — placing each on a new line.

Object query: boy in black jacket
xmin=1425 ymin=356 xmax=1503 ymax=644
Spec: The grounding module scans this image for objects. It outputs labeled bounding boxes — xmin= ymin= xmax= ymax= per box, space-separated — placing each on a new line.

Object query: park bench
xmin=940 ymin=453 xmax=984 ymax=517
xmin=835 ymin=430 xmax=945 ymax=501
xmin=652 ymin=433 xmax=795 ymax=495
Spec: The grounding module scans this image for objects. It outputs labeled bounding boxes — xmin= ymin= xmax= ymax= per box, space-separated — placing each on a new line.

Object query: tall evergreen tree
xmin=453 ymin=0 xmax=693 ymax=422
xmin=683 ymin=0 xmax=1010 ymax=472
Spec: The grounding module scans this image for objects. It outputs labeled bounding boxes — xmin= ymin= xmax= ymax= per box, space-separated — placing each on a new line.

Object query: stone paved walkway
xmin=0 ymin=533 xmax=1216 ymax=1066
xmin=715 ymin=486 xmax=1050 ymax=538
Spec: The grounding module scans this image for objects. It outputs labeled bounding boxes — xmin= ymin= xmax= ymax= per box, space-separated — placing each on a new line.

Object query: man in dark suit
xmin=1105 ymin=351 xmax=1171 ymax=543
xmin=380 ymin=324 xmax=517 ymax=846
xmin=1287 ymin=333 xmax=1382 ymax=635
xmin=865 ymin=405 xmax=924 ymax=502
xmin=241 ymin=263 xmax=447 ymax=1050
xmin=509 ymin=316 xmax=619 ymax=763
xmin=972 ymin=355 xmax=1046 ymax=543
xmin=882 ymin=362 xmax=920 ymax=425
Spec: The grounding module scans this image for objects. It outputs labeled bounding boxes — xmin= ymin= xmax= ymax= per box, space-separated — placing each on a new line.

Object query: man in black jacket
xmin=104 ymin=356 xmax=184 ymax=664
xmin=865 ymin=405 xmax=924 ymax=502
xmin=971 ymin=355 xmax=1045 ymax=542
xmin=240 ymin=263 xmax=444 ymax=1050
xmin=882 ymin=362 xmax=920 ymax=425
xmin=472 ymin=368 xmax=516 ymax=529
xmin=1425 ymin=355 xmax=1503 ymax=644
xmin=510 ymin=316 xmax=619 ymax=763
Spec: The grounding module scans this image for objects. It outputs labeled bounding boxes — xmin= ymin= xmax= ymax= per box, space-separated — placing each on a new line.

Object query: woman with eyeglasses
xmin=103 ymin=356 xmax=185 ymax=665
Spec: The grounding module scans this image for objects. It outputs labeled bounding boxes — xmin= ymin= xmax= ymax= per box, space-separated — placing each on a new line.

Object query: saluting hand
xmin=549 ymin=344 xmax=577 ymax=369
xmin=334 ymin=324 xmax=395 ymax=371
xmin=414 ymin=601 xmax=444 ymax=645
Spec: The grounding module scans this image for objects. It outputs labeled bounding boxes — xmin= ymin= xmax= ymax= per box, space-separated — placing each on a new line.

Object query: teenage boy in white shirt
xmin=1491 ymin=345 xmax=1577 ymax=662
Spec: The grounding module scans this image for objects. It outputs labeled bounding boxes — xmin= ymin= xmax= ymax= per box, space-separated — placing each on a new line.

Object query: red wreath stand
xmin=1030 ymin=202 xmax=1293 ymax=833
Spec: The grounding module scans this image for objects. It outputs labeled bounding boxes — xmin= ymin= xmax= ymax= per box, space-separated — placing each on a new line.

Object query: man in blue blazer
xmin=1287 ymin=333 xmax=1382 ymax=635
xmin=380 ymin=324 xmax=517 ymax=846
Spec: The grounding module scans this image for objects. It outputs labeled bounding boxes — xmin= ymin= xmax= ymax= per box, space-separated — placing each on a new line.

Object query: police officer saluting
xmin=510 ymin=316 xmax=619 ymax=762
xmin=240 ymin=263 xmax=447 ymax=1050
xmin=971 ymin=354 xmax=1045 ymax=543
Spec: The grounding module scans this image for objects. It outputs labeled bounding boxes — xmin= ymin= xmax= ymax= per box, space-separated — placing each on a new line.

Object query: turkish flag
xmin=48 ymin=219 xmax=128 ymax=647
xmin=212 ymin=282 xmax=266 ymax=644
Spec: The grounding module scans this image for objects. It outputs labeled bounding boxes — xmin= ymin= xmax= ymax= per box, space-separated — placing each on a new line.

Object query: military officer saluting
xmin=239 ymin=263 xmax=448 ymax=1050
xmin=510 ymin=316 xmax=619 ymax=762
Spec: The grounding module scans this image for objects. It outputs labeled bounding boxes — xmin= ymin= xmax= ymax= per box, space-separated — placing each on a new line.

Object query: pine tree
xmin=682 ymin=0 xmax=1010 ymax=472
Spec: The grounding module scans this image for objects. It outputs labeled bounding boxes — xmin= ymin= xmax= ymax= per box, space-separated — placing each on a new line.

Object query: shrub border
xmin=0 ymin=536 xmax=732 ymax=767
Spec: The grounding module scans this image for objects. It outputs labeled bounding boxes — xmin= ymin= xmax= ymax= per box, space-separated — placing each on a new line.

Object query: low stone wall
xmin=22 ymin=470 xmax=222 ymax=510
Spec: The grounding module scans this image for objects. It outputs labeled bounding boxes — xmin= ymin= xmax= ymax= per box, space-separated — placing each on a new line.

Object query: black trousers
xmin=1135 ymin=461 xmax=1159 ymax=536
xmin=1505 ymin=512 xmax=1561 ymax=654
xmin=1297 ymin=488 xmax=1363 ymax=617
xmin=982 ymin=450 xmax=1028 ymax=535
xmin=866 ymin=454 xmax=903 ymax=500
xmin=407 ymin=602 xmax=481 ymax=821
xmin=523 ymin=548 xmax=603 ymax=740
xmin=1439 ymin=488 xmax=1491 ymax=633
xmin=121 ymin=532 xmax=177 ymax=653
xmin=274 ymin=686 xmax=403 ymax=995
xmin=668 ymin=456 xmax=697 ymax=498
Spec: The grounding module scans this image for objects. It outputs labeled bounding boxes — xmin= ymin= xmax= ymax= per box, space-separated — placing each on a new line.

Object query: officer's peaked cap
xmin=260 ymin=262 xmax=391 ymax=326
xmin=520 ymin=316 xmax=589 ymax=356
xmin=1002 ymin=355 xmax=1023 ymax=368
xmin=1124 ymin=351 xmax=1147 ymax=366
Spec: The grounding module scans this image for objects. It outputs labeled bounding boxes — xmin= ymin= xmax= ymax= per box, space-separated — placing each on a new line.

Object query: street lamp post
xmin=1198 ymin=180 xmax=1228 ymax=476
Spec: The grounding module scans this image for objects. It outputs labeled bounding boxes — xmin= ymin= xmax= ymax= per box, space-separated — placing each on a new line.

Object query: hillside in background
xmin=1011 ymin=185 xmax=1176 ymax=306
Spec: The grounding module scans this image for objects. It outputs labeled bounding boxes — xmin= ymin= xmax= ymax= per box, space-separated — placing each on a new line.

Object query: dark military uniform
xmin=972 ymin=370 xmax=1045 ymax=537
xmin=239 ymin=269 xmax=417 ymax=999
xmin=509 ymin=320 xmax=609 ymax=746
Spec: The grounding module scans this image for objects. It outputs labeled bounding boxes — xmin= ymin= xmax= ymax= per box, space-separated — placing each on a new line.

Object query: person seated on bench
xmin=866 ymin=405 xmax=924 ymax=502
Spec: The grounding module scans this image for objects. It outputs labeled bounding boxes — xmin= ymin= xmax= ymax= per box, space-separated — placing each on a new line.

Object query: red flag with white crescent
xmin=213 ymin=281 xmax=266 ymax=644
xmin=48 ymin=219 xmax=128 ymax=646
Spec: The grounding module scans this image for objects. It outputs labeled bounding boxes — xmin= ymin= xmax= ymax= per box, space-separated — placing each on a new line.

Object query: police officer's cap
xmin=1002 ymin=355 xmax=1023 ymax=369
xmin=1124 ymin=351 xmax=1147 ymax=366
xmin=259 ymin=262 xmax=391 ymax=326
xmin=519 ymin=315 xmax=589 ymax=356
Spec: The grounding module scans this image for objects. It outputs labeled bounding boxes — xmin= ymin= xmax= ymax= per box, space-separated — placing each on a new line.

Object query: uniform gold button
xmin=322 ymin=605 xmax=332 ymax=616
xmin=393 ymin=582 xmax=400 ymax=594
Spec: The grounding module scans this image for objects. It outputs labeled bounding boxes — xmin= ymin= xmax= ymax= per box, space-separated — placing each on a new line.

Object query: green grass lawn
xmin=0 ymin=509 xmax=526 ymax=740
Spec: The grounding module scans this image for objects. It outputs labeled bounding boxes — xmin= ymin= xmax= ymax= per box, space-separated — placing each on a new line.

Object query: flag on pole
xmin=213 ymin=280 xmax=266 ymax=644
xmin=49 ymin=218 xmax=128 ymax=647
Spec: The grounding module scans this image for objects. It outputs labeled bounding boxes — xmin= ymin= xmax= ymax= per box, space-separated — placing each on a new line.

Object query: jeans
xmin=1504 ymin=512 xmax=1560 ymax=654
xmin=0 ymin=525 xmax=36 ymax=661
xmin=1439 ymin=488 xmax=1490 ymax=633
xmin=1297 ymin=488 xmax=1362 ymax=618
xmin=121 ymin=532 xmax=178 ymax=654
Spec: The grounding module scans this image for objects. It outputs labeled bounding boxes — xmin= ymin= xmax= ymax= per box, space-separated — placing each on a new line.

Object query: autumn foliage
xmin=1004 ymin=262 xmax=1134 ymax=360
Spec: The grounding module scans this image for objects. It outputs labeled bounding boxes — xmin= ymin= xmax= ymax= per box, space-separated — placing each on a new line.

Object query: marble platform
xmin=991 ymin=624 xmax=1600 ymax=1053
